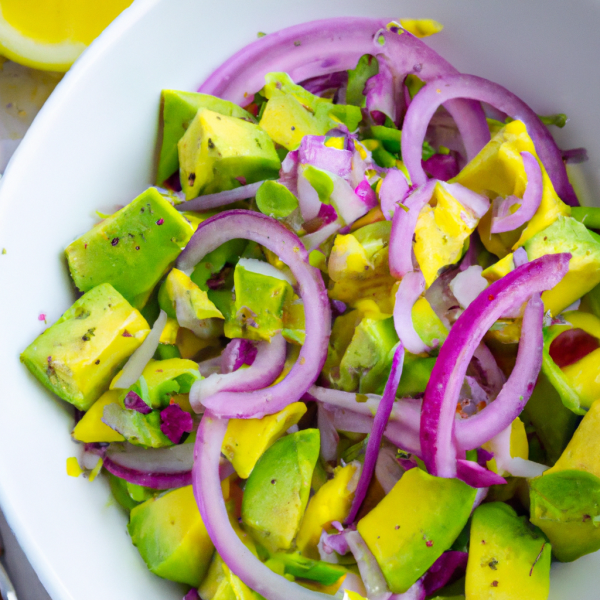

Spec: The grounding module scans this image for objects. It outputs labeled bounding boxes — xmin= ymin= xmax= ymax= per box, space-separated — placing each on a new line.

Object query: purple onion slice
xmin=393 ymin=271 xmax=432 ymax=354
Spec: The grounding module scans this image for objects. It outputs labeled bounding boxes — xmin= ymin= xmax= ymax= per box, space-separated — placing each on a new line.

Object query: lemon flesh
xmin=0 ymin=0 xmax=133 ymax=72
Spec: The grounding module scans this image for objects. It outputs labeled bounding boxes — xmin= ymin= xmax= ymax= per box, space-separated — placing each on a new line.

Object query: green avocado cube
xmin=157 ymin=89 xmax=255 ymax=185
xmin=224 ymin=262 xmax=293 ymax=342
xmin=466 ymin=503 xmax=551 ymax=599
xmin=178 ymin=108 xmax=280 ymax=199
xmin=65 ymin=188 xmax=194 ymax=309
xmin=357 ymin=468 xmax=476 ymax=594
xmin=241 ymin=429 xmax=320 ymax=553
xmin=128 ymin=485 xmax=214 ymax=587
xmin=21 ymin=284 xmax=150 ymax=411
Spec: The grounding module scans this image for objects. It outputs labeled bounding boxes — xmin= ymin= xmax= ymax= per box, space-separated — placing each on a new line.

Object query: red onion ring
xmin=454 ymin=294 xmax=544 ymax=451
xmin=177 ymin=210 xmax=331 ymax=419
xmin=345 ymin=343 xmax=404 ymax=524
xmin=491 ymin=151 xmax=543 ymax=233
xmin=420 ymin=253 xmax=570 ymax=478
xmin=379 ymin=169 xmax=410 ymax=220
xmin=190 ymin=334 xmax=287 ymax=412
xmin=193 ymin=412 xmax=333 ymax=600
xmin=401 ymin=74 xmax=578 ymax=206
xmin=393 ymin=271 xmax=432 ymax=354
xmin=455 ymin=459 xmax=506 ymax=488
xmin=103 ymin=457 xmax=192 ymax=489
xmin=389 ymin=180 xmax=437 ymax=279
xmin=175 ymin=181 xmax=266 ymax=212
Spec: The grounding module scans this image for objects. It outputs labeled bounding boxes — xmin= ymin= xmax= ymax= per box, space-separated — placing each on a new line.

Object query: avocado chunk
xmin=178 ymin=108 xmax=280 ymax=199
xmin=267 ymin=552 xmax=346 ymax=585
xmin=258 ymin=73 xmax=362 ymax=150
xmin=199 ymin=552 xmax=258 ymax=600
xmin=530 ymin=398 xmax=600 ymax=561
xmin=128 ymin=485 xmax=214 ymax=587
xmin=256 ymin=180 xmax=299 ymax=218
xmin=224 ymin=260 xmax=293 ymax=342
xmin=72 ymin=389 xmax=126 ymax=443
xmin=466 ymin=503 xmax=550 ymax=599
xmin=241 ymin=429 xmax=320 ymax=553
xmin=357 ymin=467 xmax=476 ymax=594
xmin=523 ymin=217 xmax=600 ymax=314
xmin=65 ymin=188 xmax=194 ymax=309
xmin=21 ymin=284 xmax=150 ymax=411
xmin=102 ymin=403 xmax=172 ymax=448
xmin=157 ymin=89 xmax=255 ymax=185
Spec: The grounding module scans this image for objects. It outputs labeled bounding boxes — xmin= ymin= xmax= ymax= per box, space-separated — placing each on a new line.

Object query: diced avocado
xmin=157 ymin=89 xmax=255 ymax=185
xmin=347 ymin=54 xmax=379 ymax=107
xmin=108 ymin=473 xmax=143 ymax=512
xmin=112 ymin=358 xmax=201 ymax=410
xmin=65 ymin=188 xmax=194 ymax=308
xmin=158 ymin=268 xmax=224 ymax=341
xmin=395 ymin=353 xmax=436 ymax=397
xmin=178 ymin=108 xmax=280 ymax=199
xmin=528 ymin=398 xmax=600 ymax=561
xmin=267 ymin=552 xmax=346 ymax=585
xmin=102 ymin=403 xmax=172 ymax=448
xmin=452 ymin=119 xmax=570 ymax=258
xmin=411 ymin=296 xmax=448 ymax=347
xmin=357 ymin=468 xmax=476 ymax=594
xmin=190 ymin=239 xmax=248 ymax=290
xmin=128 ymin=485 xmax=214 ymax=587
xmin=296 ymin=463 xmax=359 ymax=558
xmin=72 ymin=389 xmax=125 ymax=443
xmin=337 ymin=315 xmax=398 ymax=393
xmin=328 ymin=221 xmax=396 ymax=314
xmin=241 ymin=429 xmax=320 ymax=553
xmin=224 ymin=261 xmax=293 ymax=342
xmin=540 ymin=311 xmax=600 ymax=414
xmin=282 ymin=295 xmax=306 ymax=345
xmin=367 ymin=125 xmax=401 ymax=154
xmin=199 ymin=552 xmax=259 ymax=600
xmin=259 ymin=73 xmax=362 ymax=150
xmin=256 ymin=180 xmax=299 ymax=218
xmin=571 ymin=206 xmax=600 ymax=230
xmin=466 ymin=503 xmax=550 ymax=599
xmin=222 ymin=402 xmax=307 ymax=479
xmin=21 ymin=284 xmax=149 ymax=411
xmin=413 ymin=182 xmax=479 ymax=287
xmin=523 ymin=217 xmax=600 ymax=314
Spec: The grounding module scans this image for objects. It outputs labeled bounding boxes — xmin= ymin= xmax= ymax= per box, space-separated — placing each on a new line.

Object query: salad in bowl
xmin=19 ymin=16 xmax=600 ymax=600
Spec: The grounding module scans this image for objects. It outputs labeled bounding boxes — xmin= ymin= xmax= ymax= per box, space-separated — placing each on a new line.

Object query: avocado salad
xmin=20 ymin=16 xmax=600 ymax=600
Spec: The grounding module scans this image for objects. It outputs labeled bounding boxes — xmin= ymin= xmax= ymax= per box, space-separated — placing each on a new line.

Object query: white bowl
xmin=0 ymin=0 xmax=599 ymax=598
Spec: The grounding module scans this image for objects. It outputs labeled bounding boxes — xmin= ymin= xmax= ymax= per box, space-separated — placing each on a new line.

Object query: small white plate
xmin=0 ymin=0 xmax=598 ymax=598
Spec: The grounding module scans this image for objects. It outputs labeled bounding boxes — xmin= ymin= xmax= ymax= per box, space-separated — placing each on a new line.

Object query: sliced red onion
xmin=513 ymin=246 xmax=529 ymax=268
xmin=302 ymin=220 xmax=343 ymax=251
xmin=197 ymin=355 xmax=223 ymax=377
xmin=280 ymin=150 xmax=299 ymax=195
xmin=375 ymin=444 xmax=405 ymax=494
xmin=365 ymin=55 xmax=397 ymax=123
xmin=456 ymin=459 xmax=506 ymax=487
xmin=320 ymin=530 xmax=350 ymax=557
xmin=355 ymin=179 xmax=378 ymax=209
xmin=221 ymin=338 xmax=258 ymax=373
xmin=422 ymin=153 xmax=459 ymax=182
xmin=112 ymin=310 xmax=167 ymax=390
xmin=422 ymin=551 xmax=468 ymax=597
xmin=331 ymin=175 xmax=372 ymax=224
xmin=472 ymin=487 xmax=489 ymax=511
xmin=439 ymin=182 xmax=490 ymax=220
xmin=344 ymin=530 xmax=392 ymax=600
xmin=317 ymin=404 xmax=339 ymax=463
xmin=103 ymin=457 xmax=192 ymax=489
xmin=491 ymin=151 xmax=543 ymax=233
xmin=300 ymin=71 xmax=349 ymax=96
xmin=389 ymin=580 xmax=425 ymax=600
xmin=193 ymin=413 xmax=333 ymax=600
xmin=562 ymin=147 xmax=588 ymax=164
xmin=393 ymin=271 xmax=432 ymax=354
xmin=421 ymin=254 xmax=570 ymax=478
xmin=124 ymin=391 xmax=152 ymax=414
xmin=379 ymin=169 xmax=409 ymax=220
xmin=484 ymin=424 xmax=548 ymax=478
xmin=455 ymin=294 xmax=544 ymax=451
xmin=449 ymin=266 xmax=488 ymax=309
xmin=331 ymin=299 xmax=347 ymax=315
xmin=175 ymin=181 xmax=266 ymax=213
xmin=174 ymin=293 xmax=224 ymax=340
xmin=297 ymin=168 xmax=324 ymax=221
xmin=190 ymin=334 xmax=287 ymax=413
xmin=472 ymin=343 xmax=506 ymax=399
xmin=107 ymin=441 xmax=194 ymax=473
xmin=299 ymin=136 xmax=353 ymax=178
xmin=346 ymin=343 xmax=404 ymax=524
xmin=401 ymin=74 xmax=578 ymax=206
xmin=389 ymin=180 xmax=437 ymax=279
xmin=160 ymin=404 xmax=194 ymax=444
xmin=183 ymin=589 xmax=200 ymax=600
xmin=178 ymin=211 xmax=331 ymax=419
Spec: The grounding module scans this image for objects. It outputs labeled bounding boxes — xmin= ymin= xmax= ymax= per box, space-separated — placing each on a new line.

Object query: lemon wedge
xmin=0 ymin=0 xmax=133 ymax=72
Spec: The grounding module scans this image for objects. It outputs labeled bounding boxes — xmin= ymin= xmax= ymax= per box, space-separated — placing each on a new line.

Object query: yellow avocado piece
xmin=453 ymin=120 xmax=570 ymax=258
xmin=176 ymin=327 xmax=220 ymax=360
xmin=483 ymin=417 xmax=529 ymax=476
xmin=66 ymin=457 xmax=83 ymax=478
xmin=413 ymin=182 xmax=478 ymax=287
xmin=72 ymin=389 xmax=125 ymax=443
xmin=297 ymin=463 xmax=359 ymax=558
xmin=399 ymin=19 xmax=444 ymax=37
xmin=128 ymin=485 xmax=214 ymax=587
xmin=159 ymin=317 xmax=180 ymax=345
xmin=222 ymin=402 xmax=307 ymax=479
xmin=466 ymin=502 xmax=551 ymax=600
xmin=357 ymin=467 xmax=476 ymax=593
xmin=165 ymin=268 xmax=224 ymax=320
